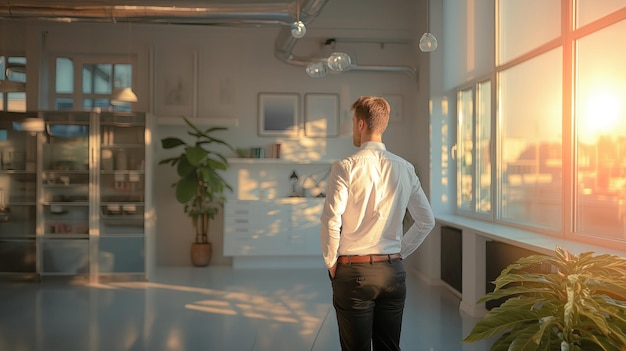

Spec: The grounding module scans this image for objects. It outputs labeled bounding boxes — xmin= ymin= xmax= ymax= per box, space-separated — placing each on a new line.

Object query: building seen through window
xmin=457 ymin=1 xmax=626 ymax=247
xmin=0 ymin=56 xmax=26 ymax=112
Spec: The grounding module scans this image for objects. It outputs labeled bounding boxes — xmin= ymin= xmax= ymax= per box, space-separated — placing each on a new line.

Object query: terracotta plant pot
xmin=190 ymin=242 xmax=212 ymax=267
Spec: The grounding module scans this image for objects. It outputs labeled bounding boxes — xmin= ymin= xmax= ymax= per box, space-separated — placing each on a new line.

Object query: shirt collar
xmin=360 ymin=141 xmax=386 ymax=151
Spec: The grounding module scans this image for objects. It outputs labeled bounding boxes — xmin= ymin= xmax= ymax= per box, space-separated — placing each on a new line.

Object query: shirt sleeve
xmin=400 ymin=173 xmax=435 ymax=258
xmin=320 ymin=161 xmax=349 ymax=268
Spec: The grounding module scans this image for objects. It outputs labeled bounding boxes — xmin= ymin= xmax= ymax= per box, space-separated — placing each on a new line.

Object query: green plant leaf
xmin=478 ymin=287 xmax=558 ymax=304
xmin=490 ymin=332 xmax=516 ymax=351
xmin=590 ymin=282 xmax=626 ymax=301
xmin=205 ymin=157 xmax=228 ymax=170
xmin=605 ymin=323 xmax=626 ymax=347
xmin=509 ymin=323 xmax=542 ymax=351
xmin=535 ymin=317 xmax=561 ymax=351
xmin=161 ymin=137 xmax=186 ymax=149
xmin=158 ymin=157 xmax=179 ymax=166
xmin=183 ymin=117 xmax=227 ymax=136
xmin=175 ymin=171 xmax=198 ymax=203
xmin=493 ymin=273 xmax=559 ymax=291
xmin=185 ymin=146 xmax=208 ymax=166
xmin=176 ymin=155 xmax=194 ymax=178
xmin=577 ymin=307 xmax=611 ymax=335
xmin=464 ymin=302 xmax=540 ymax=342
xmin=576 ymin=333 xmax=621 ymax=351
xmin=196 ymin=133 xmax=232 ymax=146
xmin=499 ymin=254 xmax=559 ymax=274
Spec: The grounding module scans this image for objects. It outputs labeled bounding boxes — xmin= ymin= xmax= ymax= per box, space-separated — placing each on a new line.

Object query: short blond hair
xmin=351 ymin=96 xmax=390 ymax=134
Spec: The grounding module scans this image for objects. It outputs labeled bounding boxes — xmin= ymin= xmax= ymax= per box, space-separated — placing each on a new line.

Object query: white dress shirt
xmin=320 ymin=141 xmax=435 ymax=268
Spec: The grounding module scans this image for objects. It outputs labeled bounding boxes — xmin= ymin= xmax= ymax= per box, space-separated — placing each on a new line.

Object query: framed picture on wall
xmin=154 ymin=49 xmax=197 ymax=117
xmin=304 ymin=93 xmax=339 ymax=137
xmin=258 ymin=93 xmax=300 ymax=137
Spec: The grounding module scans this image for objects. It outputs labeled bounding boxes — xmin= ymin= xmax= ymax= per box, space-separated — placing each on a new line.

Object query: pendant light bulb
xmin=419 ymin=32 xmax=438 ymax=52
xmin=291 ymin=20 xmax=306 ymax=39
xmin=291 ymin=0 xmax=306 ymax=39
xmin=327 ymin=52 xmax=352 ymax=72
xmin=306 ymin=62 xmax=328 ymax=78
xmin=419 ymin=0 xmax=438 ymax=52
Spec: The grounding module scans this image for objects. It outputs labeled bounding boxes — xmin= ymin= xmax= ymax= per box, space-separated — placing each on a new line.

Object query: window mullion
xmin=562 ymin=0 xmax=574 ymax=236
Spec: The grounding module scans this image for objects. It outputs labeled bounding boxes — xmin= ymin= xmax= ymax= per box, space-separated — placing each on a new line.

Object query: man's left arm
xmin=400 ymin=178 xmax=435 ymax=258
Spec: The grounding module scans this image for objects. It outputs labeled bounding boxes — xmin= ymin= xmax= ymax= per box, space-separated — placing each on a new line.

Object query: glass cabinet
xmin=96 ymin=112 xmax=146 ymax=274
xmin=40 ymin=111 xmax=91 ymax=275
xmin=0 ymin=110 xmax=152 ymax=280
xmin=0 ymin=112 xmax=38 ymax=276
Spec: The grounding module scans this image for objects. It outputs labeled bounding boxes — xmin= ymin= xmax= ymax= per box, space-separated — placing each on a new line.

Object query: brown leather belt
xmin=337 ymin=253 xmax=402 ymax=264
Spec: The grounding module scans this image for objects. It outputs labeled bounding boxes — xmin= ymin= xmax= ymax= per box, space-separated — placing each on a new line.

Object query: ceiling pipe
xmin=0 ymin=2 xmax=295 ymax=25
xmin=274 ymin=25 xmax=417 ymax=79
xmin=274 ymin=0 xmax=416 ymax=79
xmin=0 ymin=0 xmax=417 ymax=80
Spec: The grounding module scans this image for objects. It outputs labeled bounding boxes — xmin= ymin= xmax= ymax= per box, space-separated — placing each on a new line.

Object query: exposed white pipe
xmin=0 ymin=1 xmax=295 ymax=25
xmin=0 ymin=0 xmax=417 ymax=79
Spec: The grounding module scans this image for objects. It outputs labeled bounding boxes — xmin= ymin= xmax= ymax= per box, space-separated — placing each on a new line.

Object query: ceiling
xmin=0 ymin=0 xmax=418 ymax=78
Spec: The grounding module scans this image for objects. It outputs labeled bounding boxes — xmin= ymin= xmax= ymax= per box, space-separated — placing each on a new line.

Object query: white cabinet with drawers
xmin=223 ymin=198 xmax=325 ymax=267
xmin=222 ymin=158 xmax=332 ymax=268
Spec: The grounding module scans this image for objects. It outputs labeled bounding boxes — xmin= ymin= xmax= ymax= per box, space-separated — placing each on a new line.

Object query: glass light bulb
xmin=306 ymin=62 xmax=328 ymax=78
xmin=419 ymin=32 xmax=438 ymax=52
xmin=291 ymin=21 xmax=306 ymax=39
xmin=327 ymin=52 xmax=352 ymax=71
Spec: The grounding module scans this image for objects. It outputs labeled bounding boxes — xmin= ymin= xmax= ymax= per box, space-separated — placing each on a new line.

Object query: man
xmin=320 ymin=96 xmax=435 ymax=351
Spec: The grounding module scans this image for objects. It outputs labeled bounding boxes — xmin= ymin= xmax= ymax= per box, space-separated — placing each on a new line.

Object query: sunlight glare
xmin=582 ymin=91 xmax=620 ymax=141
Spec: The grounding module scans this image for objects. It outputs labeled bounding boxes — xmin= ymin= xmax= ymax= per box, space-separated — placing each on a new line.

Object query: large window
xmin=458 ymin=1 xmax=626 ymax=248
xmin=0 ymin=56 xmax=26 ymax=112
xmin=53 ymin=56 xmax=134 ymax=112
xmin=499 ymin=48 xmax=562 ymax=230
xmin=575 ymin=0 xmax=626 ymax=28
xmin=457 ymin=88 xmax=474 ymax=212
xmin=575 ymin=19 xmax=626 ymax=240
xmin=476 ymin=81 xmax=492 ymax=214
xmin=456 ymin=81 xmax=492 ymax=216
xmin=497 ymin=0 xmax=560 ymax=65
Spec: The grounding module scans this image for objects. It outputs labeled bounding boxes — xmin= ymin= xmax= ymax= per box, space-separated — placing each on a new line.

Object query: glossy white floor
xmin=0 ymin=266 xmax=478 ymax=351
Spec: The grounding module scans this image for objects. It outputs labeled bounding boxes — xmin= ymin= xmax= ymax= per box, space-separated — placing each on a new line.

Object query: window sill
xmin=435 ymin=213 xmax=626 ymax=256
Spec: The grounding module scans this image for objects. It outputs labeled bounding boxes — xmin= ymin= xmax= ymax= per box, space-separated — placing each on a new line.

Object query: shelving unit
xmin=0 ymin=111 xmax=153 ymax=280
xmin=0 ymin=113 xmax=38 ymax=277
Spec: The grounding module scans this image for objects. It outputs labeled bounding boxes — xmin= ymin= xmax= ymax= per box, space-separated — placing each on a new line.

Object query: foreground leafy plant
xmin=463 ymin=246 xmax=626 ymax=350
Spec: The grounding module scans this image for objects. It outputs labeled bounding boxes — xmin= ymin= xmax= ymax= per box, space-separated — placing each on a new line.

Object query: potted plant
xmin=463 ymin=246 xmax=626 ymax=350
xmin=159 ymin=117 xmax=233 ymax=266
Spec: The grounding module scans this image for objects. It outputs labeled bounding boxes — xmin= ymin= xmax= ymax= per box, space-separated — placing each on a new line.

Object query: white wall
xmin=413 ymin=0 xmax=497 ymax=283
xmin=147 ymin=26 xmax=423 ymax=266
xmin=3 ymin=0 xmax=435 ymax=268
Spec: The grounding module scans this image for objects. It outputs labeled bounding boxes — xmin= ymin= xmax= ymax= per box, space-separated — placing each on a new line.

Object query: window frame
xmin=455 ymin=75 xmax=495 ymax=222
xmin=455 ymin=1 xmax=626 ymax=250
xmin=0 ymin=55 xmax=27 ymax=112
xmin=49 ymin=54 xmax=134 ymax=111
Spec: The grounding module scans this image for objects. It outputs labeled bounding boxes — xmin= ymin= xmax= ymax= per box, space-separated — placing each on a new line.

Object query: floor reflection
xmin=0 ymin=266 xmax=473 ymax=351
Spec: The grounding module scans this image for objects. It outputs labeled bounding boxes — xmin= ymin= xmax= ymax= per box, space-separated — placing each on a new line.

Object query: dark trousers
xmin=331 ymin=259 xmax=407 ymax=351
